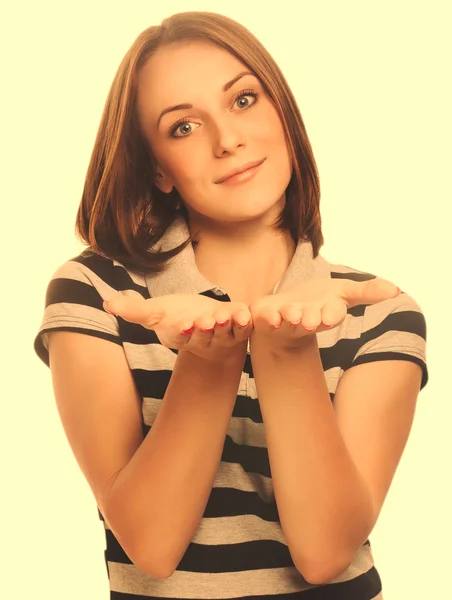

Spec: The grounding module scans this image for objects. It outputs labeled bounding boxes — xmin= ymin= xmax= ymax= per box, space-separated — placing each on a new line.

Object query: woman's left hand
xmin=249 ymin=277 xmax=401 ymax=352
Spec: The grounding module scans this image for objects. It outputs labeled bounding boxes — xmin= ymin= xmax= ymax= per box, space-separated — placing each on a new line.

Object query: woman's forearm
xmin=107 ymin=346 xmax=247 ymax=578
xmin=249 ymin=334 xmax=374 ymax=584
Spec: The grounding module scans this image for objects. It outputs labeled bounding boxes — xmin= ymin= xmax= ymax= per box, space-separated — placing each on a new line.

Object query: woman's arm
xmin=106 ymin=346 xmax=246 ymax=578
xmin=250 ymin=334 xmax=374 ymax=585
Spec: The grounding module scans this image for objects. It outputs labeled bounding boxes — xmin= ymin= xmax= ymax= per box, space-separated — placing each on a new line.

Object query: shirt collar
xmin=145 ymin=215 xmax=330 ymax=298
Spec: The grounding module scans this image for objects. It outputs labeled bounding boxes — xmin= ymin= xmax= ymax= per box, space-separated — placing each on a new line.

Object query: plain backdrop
xmin=2 ymin=1 xmax=450 ymax=599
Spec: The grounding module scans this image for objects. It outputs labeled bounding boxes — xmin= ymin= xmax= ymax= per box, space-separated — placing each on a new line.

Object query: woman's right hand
xmin=103 ymin=292 xmax=253 ymax=362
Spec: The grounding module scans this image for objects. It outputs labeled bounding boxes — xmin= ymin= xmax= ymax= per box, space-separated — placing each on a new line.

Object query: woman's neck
xmin=192 ymin=227 xmax=296 ymax=304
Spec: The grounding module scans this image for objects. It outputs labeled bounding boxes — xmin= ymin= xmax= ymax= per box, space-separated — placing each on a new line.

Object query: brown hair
xmin=75 ymin=11 xmax=324 ymax=275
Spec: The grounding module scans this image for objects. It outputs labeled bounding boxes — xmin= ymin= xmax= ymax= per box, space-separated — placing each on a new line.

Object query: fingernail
xmin=217 ymin=320 xmax=230 ymax=326
xmin=182 ymin=326 xmax=194 ymax=335
xmin=201 ymin=326 xmax=215 ymax=332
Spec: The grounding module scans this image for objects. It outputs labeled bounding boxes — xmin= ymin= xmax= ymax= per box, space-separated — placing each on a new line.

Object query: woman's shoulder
xmin=47 ymin=248 xmax=148 ymax=297
xmin=34 ymin=249 xmax=150 ymax=368
xmin=328 ymin=258 xmax=386 ymax=284
xmin=327 ymin=258 xmax=425 ymax=315
xmin=325 ymin=259 xmax=428 ymax=390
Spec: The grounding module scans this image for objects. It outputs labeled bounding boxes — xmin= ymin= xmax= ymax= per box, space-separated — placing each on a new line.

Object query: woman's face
xmin=136 ymin=41 xmax=293 ymax=225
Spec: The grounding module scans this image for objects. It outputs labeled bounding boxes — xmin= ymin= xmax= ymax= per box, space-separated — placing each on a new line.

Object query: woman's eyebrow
xmin=156 ymin=70 xmax=256 ymax=128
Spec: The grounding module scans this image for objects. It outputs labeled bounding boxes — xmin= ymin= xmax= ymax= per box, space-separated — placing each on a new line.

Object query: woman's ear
xmin=154 ymin=172 xmax=174 ymax=194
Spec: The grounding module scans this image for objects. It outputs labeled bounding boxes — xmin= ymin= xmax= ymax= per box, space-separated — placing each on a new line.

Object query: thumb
xmin=103 ymin=292 xmax=164 ymax=328
xmin=346 ymin=278 xmax=401 ymax=307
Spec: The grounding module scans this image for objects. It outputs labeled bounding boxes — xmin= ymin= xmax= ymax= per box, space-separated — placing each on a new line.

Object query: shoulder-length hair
xmin=75 ymin=11 xmax=324 ymax=275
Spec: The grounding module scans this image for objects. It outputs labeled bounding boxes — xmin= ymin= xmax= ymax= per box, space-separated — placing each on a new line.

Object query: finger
xmin=212 ymin=311 xmax=232 ymax=338
xmin=279 ymin=304 xmax=303 ymax=326
xmin=174 ymin=316 xmax=196 ymax=335
xmin=104 ymin=294 xmax=164 ymax=328
xmin=254 ymin=305 xmax=282 ymax=329
xmin=154 ymin=316 xmax=194 ymax=348
xmin=320 ymin=299 xmax=347 ymax=327
xmin=231 ymin=319 xmax=253 ymax=342
xmin=344 ymin=278 xmax=401 ymax=307
xmin=300 ymin=305 xmax=322 ymax=331
xmin=230 ymin=307 xmax=253 ymax=341
xmin=213 ymin=309 xmax=232 ymax=325
xmin=186 ymin=314 xmax=216 ymax=347
xmin=230 ymin=306 xmax=252 ymax=327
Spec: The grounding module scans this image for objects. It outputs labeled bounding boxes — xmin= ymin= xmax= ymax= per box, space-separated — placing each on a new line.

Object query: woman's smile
xmin=217 ymin=158 xmax=266 ymax=185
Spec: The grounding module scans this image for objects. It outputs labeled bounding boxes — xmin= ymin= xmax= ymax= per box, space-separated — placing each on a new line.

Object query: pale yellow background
xmin=2 ymin=1 xmax=450 ymax=598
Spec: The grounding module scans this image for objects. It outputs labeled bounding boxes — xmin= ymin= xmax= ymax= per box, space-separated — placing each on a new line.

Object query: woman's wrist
xmin=180 ymin=340 xmax=248 ymax=369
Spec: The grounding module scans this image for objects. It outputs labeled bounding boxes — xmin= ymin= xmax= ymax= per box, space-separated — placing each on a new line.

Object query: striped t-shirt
xmin=34 ymin=215 xmax=428 ymax=599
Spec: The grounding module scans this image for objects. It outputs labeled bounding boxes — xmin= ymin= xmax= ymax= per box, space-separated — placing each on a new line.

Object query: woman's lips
xmin=218 ymin=159 xmax=265 ymax=185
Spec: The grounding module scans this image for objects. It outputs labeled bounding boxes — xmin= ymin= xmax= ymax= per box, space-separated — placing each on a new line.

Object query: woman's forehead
xmin=137 ymin=43 xmax=253 ymax=124
xmin=140 ymin=42 xmax=247 ymax=88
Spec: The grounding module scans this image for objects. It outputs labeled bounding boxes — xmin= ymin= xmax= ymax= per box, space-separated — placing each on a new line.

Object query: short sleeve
xmin=34 ymin=255 xmax=122 ymax=368
xmin=351 ymin=291 xmax=428 ymax=391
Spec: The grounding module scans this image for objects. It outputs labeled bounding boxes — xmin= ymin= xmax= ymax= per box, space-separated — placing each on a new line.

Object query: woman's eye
xmin=168 ymin=90 xmax=260 ymax=138
xmin=169 ymin=119 xmax=199 ymax=138
xmin=234 ymin=91 xmax=260 ymax=110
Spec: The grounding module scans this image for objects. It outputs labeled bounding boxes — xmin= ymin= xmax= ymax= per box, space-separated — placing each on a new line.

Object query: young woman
xmin=34 ymin=11 xmax=428 ymax=600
